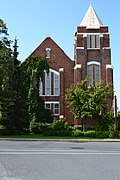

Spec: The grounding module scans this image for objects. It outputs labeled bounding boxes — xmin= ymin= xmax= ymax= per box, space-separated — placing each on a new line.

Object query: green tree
xmin=0 ymin=18 xmax=16 ymax=134
xmin=0 ymin=19 xmax=29 ymax=135
xmin=5 ymin=38 xmax=30 ymax=134
xmin=65 ymin=79 xmax=113 ymax=130
xmin=20 ymin=56 xmax=53 ymax=126
xmin=0 ymin=18 xmax=52 ymax=135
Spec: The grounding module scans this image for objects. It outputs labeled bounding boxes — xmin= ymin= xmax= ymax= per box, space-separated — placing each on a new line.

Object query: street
xmin=0 ymin=140 xmax=120 ymax=180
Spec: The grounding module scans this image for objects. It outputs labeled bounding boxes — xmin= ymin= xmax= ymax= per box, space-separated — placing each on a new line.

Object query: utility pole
xmin=114 ymin=95 xmax=118 ymax=137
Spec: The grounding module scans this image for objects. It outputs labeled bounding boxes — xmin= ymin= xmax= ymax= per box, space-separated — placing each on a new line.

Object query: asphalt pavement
xmin=0 ymin=140 xmax=120 ymax=180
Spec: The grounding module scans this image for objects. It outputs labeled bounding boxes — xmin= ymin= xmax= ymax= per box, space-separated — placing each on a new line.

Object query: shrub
xmin=51 ymin=119 xmax=71 ymax=130
xmin=44 ymin=119 xmax=73 ymax=136
xmin=71 ymin=129 xmax=84 ymax=137
xmin=84 ymin=130 xmax=109 ymax=138
xmin=29 ymin=120 xmax=50 ymax=134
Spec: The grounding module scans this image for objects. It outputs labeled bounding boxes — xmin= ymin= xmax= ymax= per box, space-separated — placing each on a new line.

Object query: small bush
xmin=71 ymin=129 xmax=84 ymax=137
xmin=44 ymin=119 xmax=73 ymax=136
xmin=29 ymin=120 xmax=50 ymax=134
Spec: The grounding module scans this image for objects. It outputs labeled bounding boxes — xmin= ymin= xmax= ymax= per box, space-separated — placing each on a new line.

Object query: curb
xmin=0 ymin=138 xmax=120 ymax=142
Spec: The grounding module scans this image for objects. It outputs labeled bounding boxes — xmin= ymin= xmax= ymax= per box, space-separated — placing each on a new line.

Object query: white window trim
xmin=76 ymin=47 xmax=84 ymax=49
xmin=77 ymin=32 xmax=109 ymax=35
xmin=74 ymin=64 xmax=82 ymax=69
xmin=87 ymin=48 xmax=100 ymax=50
xmin=50 ymin=69 xmax=59 ymax=76
xmin=45 ymin=101 xmax=59 ymax=104
xmin=106 ymin=64 xmax=113 ymax=69
xmin=87 ymin=61 xmax=100 ymax=66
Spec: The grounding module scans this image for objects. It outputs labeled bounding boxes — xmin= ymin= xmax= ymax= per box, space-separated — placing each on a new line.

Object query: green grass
xmin=0 ymin=134 xmax=119 ymax=141
xmin=0 ymin=135 xmax=84 ymax=139
xmin=0 ymin=133 xmax=120 ymax=141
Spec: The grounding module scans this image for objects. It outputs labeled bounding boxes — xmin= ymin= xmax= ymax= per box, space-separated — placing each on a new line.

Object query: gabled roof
xmin=80 ymin=3 xmax=103 ymax=29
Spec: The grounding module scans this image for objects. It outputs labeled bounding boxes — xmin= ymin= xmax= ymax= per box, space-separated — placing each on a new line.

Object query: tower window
xmin=46 ymin=48 xmax=51 ymax=58
xmin=87 ymin=35 xmax=100 ymax=49
xmin=87 ymin=62 xmax=101 ymax=86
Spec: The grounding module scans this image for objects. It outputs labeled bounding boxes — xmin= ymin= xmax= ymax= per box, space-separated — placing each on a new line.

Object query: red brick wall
xmin=30 ymin=37 xmax=75 ymax=124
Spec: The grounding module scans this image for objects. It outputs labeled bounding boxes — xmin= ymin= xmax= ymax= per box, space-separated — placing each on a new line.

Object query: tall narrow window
xmin=54 ymin=74 xmax=59 ymax=96
xmin=45 ymin=72 xmax=51 ymax=95
xmin=54 ymin=103 xmax=60 ymax=115
xmin=87 ymin=62 xmax=100 ymax=86
xmin=46 ymin=48 xmax=51 ymax=58
xmin=87 ymin=34 xmax=100 ymax=49
xmin=39 ymin=78 xmax=43 ymax=96
xmin=87 ymin=35 xmax=90 ymax=48
xmin=96 ymin=35 xmax=100 ymax=48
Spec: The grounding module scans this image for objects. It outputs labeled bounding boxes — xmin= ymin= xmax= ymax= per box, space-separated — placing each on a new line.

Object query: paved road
xmin=0 ymin=140 xmax=120 ymax=180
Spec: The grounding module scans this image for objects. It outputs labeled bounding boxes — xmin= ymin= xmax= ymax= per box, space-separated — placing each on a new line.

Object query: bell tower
xmin=74 ymin=3 xmax=113 ymax=87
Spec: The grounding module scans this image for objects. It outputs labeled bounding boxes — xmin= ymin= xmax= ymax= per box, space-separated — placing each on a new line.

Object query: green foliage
xmin=51 ymin=119 xmax=70 ymax=131
xmin=95 ymin=111 xmax=114 ymax=131
xmin=30 ymin=119 xmax=73 ymax=136
xmin=65 ymin=79 xmax=113 ymax=123
xmin=29 ymin=120 xmax=50 ymax=134
xmin=71 ymin=129 xmax=109 ymax=138
xmin=71 ymin=129 xmax=84 ymax=137
xmin=83 ymin=130 xmax=109 ymax=138
xmin=44 ymin=119 xmax=73 ymax=136
xmin=0 ymin=19 xmax=19 ymax=135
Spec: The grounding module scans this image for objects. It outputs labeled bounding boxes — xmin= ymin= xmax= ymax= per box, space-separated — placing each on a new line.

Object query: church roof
xmin=80 ymin=3 xmax=103 ymax=29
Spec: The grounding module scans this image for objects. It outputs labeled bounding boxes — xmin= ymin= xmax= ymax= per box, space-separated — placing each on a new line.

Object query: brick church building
xmin=28 ymin=4 xmax=113 ymax=126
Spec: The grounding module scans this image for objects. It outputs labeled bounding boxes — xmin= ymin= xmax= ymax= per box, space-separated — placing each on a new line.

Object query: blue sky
xmin=1 ymin=0 xmax=120 ymax=109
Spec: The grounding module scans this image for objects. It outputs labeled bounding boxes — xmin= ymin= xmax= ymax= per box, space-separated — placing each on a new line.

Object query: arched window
xmin=87 ymin=61 xmax=101 ymax=86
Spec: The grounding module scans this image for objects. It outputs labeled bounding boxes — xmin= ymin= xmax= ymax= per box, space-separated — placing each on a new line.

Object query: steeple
xmin=80 ymin=3 xmax=103 ymax=29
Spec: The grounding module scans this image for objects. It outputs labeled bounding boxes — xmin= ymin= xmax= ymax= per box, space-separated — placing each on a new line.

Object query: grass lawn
xmin=0 ymin=134 xmax=83 ymax=139
xmin=0 ymin=134 xmax=119 ymax=141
